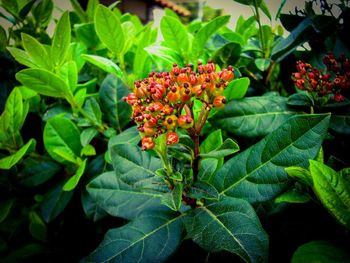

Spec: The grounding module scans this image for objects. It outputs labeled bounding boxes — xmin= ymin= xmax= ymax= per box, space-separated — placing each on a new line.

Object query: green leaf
xmin=2 ymin=87 xmax=24 ymax=134
xmin=108 ymin=126 xmax=140 ymax=147
xmin=51 ymin=11 xmax=71 ymax=66
xmin=75 ymin=22 xmax=100 ymax=48
xmin=94 ymin=4 xmax=124 ymax=55
xmin=329 ymin=114 xmax=350 ymax=134
xmin=81 ymin=144 xmax=96 ymax=156
xmin=287 ymin=91 xmax=314 ymax=107
xmin=84 ymin=97 xmax=102 ymax=126
xmin=309 ymin=160 xmax=350 ymax=229
xmin=199 ymin=130 xmax=223 ymax=181
xmin=224 ymin=77 xmax=250 ymax=100
xmin=0 ymin=199 xmax=15 ymax=223
xmin=145 ymin=44 xmax=184 ymax=68
xmin=200 ymin=138 xmax=239 ymax=159
xmin=292 ymin=240 xmax=350 ymax=263
xmin=212 ymin=42 xmax=241 ymax=67
xmin=255 ymin=58 xmax=271 ymax=71
xmin=184 ymin=196 xmax=268 ymax=262
xmin=133 ymin=24 xmax=155 ymax=79
xmin=41 ymin=181 xmax=74 ymax=222
xmin=63 ymin=159 xmax=87 ymax=191
xmin=87 ymin=144 xmax=168 ymax=220
xmin=161 ymin=183 xmax=183 ymax=211
xmin=70 ymin=0 xmax=87 ymax=22
xmin=74 ymin=88 xmax=87 ymax=109
xmin=20 ymin=160 xmax=61 ymax=187
xmin=272 ymin=17 xmax=313 ymax=62
xmin=210 ymin=95 xmax=298 ymax=137
xmin=58 ymin=61 xmax=77 ymax=92
xmin=275 ymin=0 xmax=287 ymax=20
xmin=192 ymin=15 xmax=230 ymax=58
xmin=259 ymin=0 xmax=271 ymax=20
xmin=285 ymin=166 xmax=313 ymax=186
xmin=82 ymin=54 xmax=123 ymax=78
xmin=43 ymin=116 xmax=82 ymax=164
xmin=69 ymin=42 xmax=87 ymax=71
xmin=80 ymin=127 xmax=99 ymax=146
xmin=87 ymin=0 xmax=99 ymax=21
xmin=28 ymin=211 xmax=47 ymax=242
xmin=21 ymin=33 xmax=51 ymax=69
xmin=7 ymin=47 xmax=37 ymax=68
xmin=160 ymin=16 xmax=189 ymax=58
xmin=99 ymin=74 xmax=131 ymax=131
xmin=213 ymin=114 xmax=330 ymax=203
xmin=0 ymin=139 xmax=36 ymax=169
xmin=275 ymin=189 xmax=310 ymax=204
xmin=16 ymin=68 xmax=71 ymax=98
xmin=32 ymin=0 xmax=53 ymax=27
xmin=187 ymin=181 xmax=219 ymax=200
xmin=84 ymin=211 xmax=183 ymax=262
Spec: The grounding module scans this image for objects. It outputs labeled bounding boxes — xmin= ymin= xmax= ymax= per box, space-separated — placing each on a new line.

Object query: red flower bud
xmin=124 ymin=93 xmax=138 ymax=105
xmin=178 ymin=115 xmax=194 ymax=129
xmin=141 ymin=136 xmax=155 ymax=150
xmin=163 ymin=115 xmax=178 ymax=130
xmin=213 ymin=96 xmax=227 ymax=109
xmin=166 ymin=132 xmax=179 ymax=145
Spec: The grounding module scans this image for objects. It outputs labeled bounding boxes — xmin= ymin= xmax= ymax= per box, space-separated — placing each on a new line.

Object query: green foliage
xmin=309 ymin=160 xmax=350 ymax=230
xmin=292 ymin=240 xmax=350 ymax=263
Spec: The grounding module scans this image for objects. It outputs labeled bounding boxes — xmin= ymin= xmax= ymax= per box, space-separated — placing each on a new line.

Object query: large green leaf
xmin=160 ymin=16 xmax=189 ymax=58
xmin=43 ymin=116 xmax=82 ymax=164
xmin=271 ymin=17 xmax=313 ymax=62
xmin=32 ymin=0 xmax=53 ymax=27
xmin=184 ymin=196 xmax=268 ymax=262
xmin=108 ymin=126 xmax=140 ymax=147
xmin=16 ymin=68 xmax=71 ymax=98
xmin=210 ymin=95 xmax=298 ymax=137
xmin=74 ymin=22 xmax=100 ymax=48
xmin=213 ymin=114 xmax=330 ymax=203
xmin=82 ymin=54 xmax=123 ymax=78
xmin=309 ymin=160 xmax=350 ymax=229
xmin=20 ymin=160 xmax=61 ymax=187
xmin=7 ymin=47 xmax=37 ymax=68
xmin=133 ymin=24 xmax=155 ymax=79
xmin=99 ymin=74 xmax=131 ymax=132
xmin=41 ymin=181 xmax=74 ymax=222
xmin=212 ymin=42 xmax=241 ymax=67
xmin=192 ymin=15 xmax=230 ymax=58
xmin=84 ymin=211 xmax=183 ymax=262
xmin=2 ymin=87 xmax=25 ymax=135
xmin=291 ymin=240 xmax=350 ymax=263
xmin=329 ymin=114 xmax=350 ymax=134
xmin=51 ymin=11 xmax=71 ymax=66
xmin=58 ymin=60 xmax=77 ymax=92
xmin=21 ymin=33 xmax=51 ymax=69
xmin=0 ymin=139 xmax=35 ymax=169
xmin=145 ymin=44 xmax=184 ymax=68
xmin=94 ymin=4 xmax=124 ymax=55
xmin=87 ymin=144 xmax=168 ymax=219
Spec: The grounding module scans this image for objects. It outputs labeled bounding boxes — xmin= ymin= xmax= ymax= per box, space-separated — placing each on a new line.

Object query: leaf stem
xmin=253 ymin=0 xmax=266 ymax=56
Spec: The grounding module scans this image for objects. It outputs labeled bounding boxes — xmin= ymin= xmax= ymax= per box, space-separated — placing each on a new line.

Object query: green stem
xmin=310 ymin=106 xmax=314 ymax=114
xmin=253 ymin=0 xmax=266 ymax=56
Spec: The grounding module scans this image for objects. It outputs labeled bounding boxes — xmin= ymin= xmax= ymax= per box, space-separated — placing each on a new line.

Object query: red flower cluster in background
xmin=292 ymin=53 xmax=350 ymax=102
xmin=124 ymin=61 xmax=234 ymax=150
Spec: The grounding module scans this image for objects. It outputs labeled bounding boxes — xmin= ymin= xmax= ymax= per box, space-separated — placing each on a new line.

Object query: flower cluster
xmin=124 ymin=61 xmax=234 ymax=150
xmin=292 ymin=53 xmax=350 ymax=102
